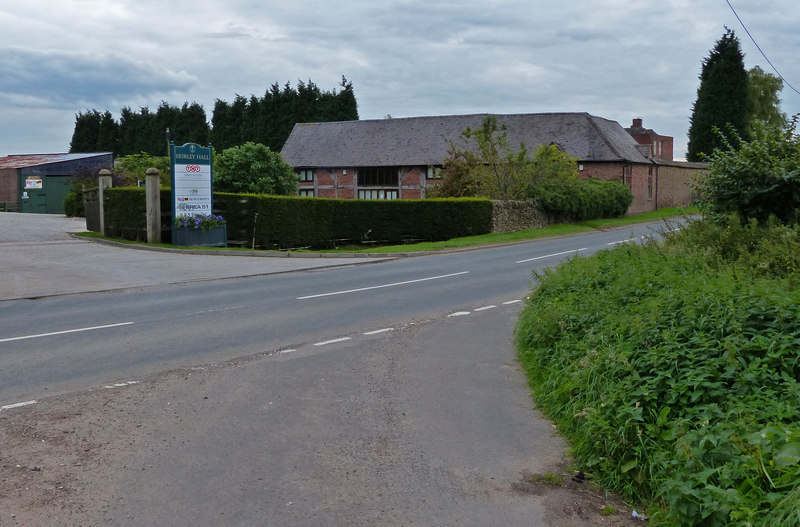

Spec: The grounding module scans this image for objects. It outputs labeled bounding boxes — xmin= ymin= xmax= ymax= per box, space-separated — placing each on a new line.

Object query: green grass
xmin=73 ymin=206 xmax=697 ymax=253
xmin=515 ymin=217 xmax=800 ymax=526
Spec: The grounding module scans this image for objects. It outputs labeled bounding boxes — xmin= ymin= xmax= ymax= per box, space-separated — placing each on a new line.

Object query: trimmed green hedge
xmin=103 ymin=188 xmax=493 ymax=248
xmin=530 ymin=178 xmax=632 ymax=221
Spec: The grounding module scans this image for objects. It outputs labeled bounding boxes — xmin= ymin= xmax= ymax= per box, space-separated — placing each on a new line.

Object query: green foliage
xmin=213 ymin=142 xmax=298 ymax=195
xmin=431 ymin=116 xmax=545 ymax=200
xmin=116 ymin=153 xmax=171 ymax=187
xmin=515 ymin=218 xmax=800 ymax=526
xmin=746 ymin=66 xmax=787 ymax=135
xmin=70 ymin=110 xmax=119 ymax=154
xmin=63 ymin=189 xmax=83 ymax=217
xmin=695 ymin=117 xmax=800 ymax=224
xmin=688 ymin=29 xmax=749 ymax=161
xmin=175 ymin=213 xmax=225 ymax=231
xmin=209 ymin=77 xmax=359 ymax=151
xmin=216 ymin=194 xmax=492 ymax=249
xmin=430 ymin=117 xmax=631 ymax=220
xmin=118 ymin=102 xmax=209 ymax=156
xmin=529 ymin=177 xmax=632 ymax=221
xmin=102 ymin=188 xmax=492 ymax=248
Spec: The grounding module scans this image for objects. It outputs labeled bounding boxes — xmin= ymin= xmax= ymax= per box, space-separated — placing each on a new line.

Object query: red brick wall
xmin=656 ymin=163 xmax=707 ymax=208
xmin=579 ymin=162 xmax=655 ymax=215
xmin=0 ymin=168 xmax=17 ymax=203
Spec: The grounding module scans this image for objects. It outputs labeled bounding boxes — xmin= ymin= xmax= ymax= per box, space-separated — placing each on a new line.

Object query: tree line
xmin=69 ymin=77 xmax=358 ymax=157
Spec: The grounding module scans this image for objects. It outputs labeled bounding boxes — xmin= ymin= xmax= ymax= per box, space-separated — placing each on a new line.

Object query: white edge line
xmin=0 ymin=322 xmax=135 ymax=344
xmin=1 ymin=400 xmax=37 ymax=411
xmin=474 ymin=305 xmax=497 ymax=311
xmin=503 ymin=300 xmax=523 ymax=305
xmin=104 ymin=381 xmax=140 ymax=389
xmin=313 ymin=337 xmax=352 ymax=347
xmin=364 ymin=328 xmax=394 ymax=335
xmin=516 ymin=248 xmax=587 ymax=264
xmin=298 ymin=271 xmax=469 ymax=300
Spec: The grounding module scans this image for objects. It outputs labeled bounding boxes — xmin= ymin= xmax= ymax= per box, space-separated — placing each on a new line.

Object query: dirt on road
xmin=1 ymin=364 xmax=646 ymax=527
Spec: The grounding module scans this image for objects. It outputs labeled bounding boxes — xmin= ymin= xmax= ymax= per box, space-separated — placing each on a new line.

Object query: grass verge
xmin=515 ymin=217 xmax=800 ymax=526
xmin=74 ymin=206 xmax=696 ymax=253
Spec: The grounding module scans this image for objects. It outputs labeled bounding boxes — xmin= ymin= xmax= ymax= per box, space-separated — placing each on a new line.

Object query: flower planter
xmin=173 ymin=225 xmax=227 ymax=247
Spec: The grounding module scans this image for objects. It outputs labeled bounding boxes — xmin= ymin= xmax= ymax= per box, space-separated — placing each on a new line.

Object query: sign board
xmin=25 ymin=177 xmax=43 ymax=190
xmin=170 ymin=142 xmax=213 ymax=220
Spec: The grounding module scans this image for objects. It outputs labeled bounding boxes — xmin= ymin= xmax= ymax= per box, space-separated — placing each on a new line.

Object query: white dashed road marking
xmin=0 ymin=322 xmax=135 ymax=344
xmin=516 ymin=248 xmax=586 ymax=264
xmin=1 ymin=400 xmax=37 ymax=411
xmin=313 ymin=337 xmax=352 ymax=347
xmin=364 ymin=328 xmax=394 ymax=335
xmin=297 ymin=271 xmax=470 ymax=300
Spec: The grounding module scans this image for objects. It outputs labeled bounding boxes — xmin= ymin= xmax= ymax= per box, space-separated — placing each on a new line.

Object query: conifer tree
xmin=687 ymin=29 xmax=749 ymax=161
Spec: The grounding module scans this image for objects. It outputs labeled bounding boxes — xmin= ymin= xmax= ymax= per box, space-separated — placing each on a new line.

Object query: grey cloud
xmin=0 ymin=47 xmax=198 ymax=110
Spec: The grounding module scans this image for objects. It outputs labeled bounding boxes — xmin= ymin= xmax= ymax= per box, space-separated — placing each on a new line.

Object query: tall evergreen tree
xmin=687 ymin=29 xmax=749 ymax=161
xmin=96 ymin=111 xmax=119 ymax=154
xmin=69 ymin=110 xmax=101 ymax=153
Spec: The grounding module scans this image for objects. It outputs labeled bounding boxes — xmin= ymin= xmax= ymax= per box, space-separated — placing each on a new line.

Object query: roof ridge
xmin=584 ymin=115 xmax=625 ymax=160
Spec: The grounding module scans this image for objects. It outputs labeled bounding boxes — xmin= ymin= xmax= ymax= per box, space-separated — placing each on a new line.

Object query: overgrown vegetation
xmin=516 ymin=117 xmax=800 ymax=525
xmin=429 ymin=116 xmax=631 ymax=220
xmin=696 ymin=117 xmax=800 ymax=224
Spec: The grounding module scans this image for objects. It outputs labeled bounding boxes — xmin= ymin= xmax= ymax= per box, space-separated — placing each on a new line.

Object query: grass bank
xmin=515 ymin=217 xmax=800 ymax=526
xmin=75 ymin=206 xmax=696 ymax=253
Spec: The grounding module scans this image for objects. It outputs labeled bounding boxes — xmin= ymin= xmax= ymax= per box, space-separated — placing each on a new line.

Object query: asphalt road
xmin=0 ymin=219 xmax=675 ymax=404
xmin=0 ymin=213 xmax=676 ymax=526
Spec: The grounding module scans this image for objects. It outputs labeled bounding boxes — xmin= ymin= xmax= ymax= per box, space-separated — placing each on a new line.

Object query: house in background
xmin=0 ymin=153 xmax=113 ymax=214
xmin=625 ymin=118 xmax=674 ymax=161
xmin=281 ymin=112 xmax=704 ymax=215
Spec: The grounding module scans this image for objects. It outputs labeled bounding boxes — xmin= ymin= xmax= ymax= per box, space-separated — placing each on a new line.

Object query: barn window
xmin=358 ymin=167 xmax=398 ymax=187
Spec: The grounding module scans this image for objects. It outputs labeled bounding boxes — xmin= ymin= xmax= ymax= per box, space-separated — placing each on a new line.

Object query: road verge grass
xmin=515 ymin=217 xmax=800 ymax=526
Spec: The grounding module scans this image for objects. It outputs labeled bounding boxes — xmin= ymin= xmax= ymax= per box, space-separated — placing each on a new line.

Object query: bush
xmin=529 ymin=177 xmax=632 ymax=221
xmin=515 ymin=219 xmax=800 ymax=526
xmin=63 ymin=189 xmax=83 ymax=217
xmin=213 ymin=142 xmax=297 ymax=195
xmin=697 ymin=117 xmax=800 ymax=224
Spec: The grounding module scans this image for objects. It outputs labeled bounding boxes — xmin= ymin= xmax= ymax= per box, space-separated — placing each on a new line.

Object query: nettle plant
xmin=174 ymin=213 xmax=225 ymax=231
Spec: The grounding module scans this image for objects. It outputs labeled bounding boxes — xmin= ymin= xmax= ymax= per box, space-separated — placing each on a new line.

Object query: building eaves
xmin=0 ymin=153 xmax=112 ymax=170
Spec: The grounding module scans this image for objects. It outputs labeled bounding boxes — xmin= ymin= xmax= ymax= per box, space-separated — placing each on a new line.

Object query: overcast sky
xmin=2 ymin=0 xmax=798 ymax=159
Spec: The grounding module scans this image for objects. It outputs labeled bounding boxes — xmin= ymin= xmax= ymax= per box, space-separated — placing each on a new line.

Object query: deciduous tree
xmin=213 ymin=142 xmax=297 ymax=195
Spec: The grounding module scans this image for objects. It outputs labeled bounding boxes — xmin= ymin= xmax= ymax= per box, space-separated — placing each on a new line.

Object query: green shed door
xmin=45 ymin=176 xmax=71 ymax=214
xmin=19 ymin=175 xmax=47 ymax=213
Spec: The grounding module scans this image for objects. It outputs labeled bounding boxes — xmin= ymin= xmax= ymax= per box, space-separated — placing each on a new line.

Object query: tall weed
xmin=516 ymin=219 xmax=800 ymax=526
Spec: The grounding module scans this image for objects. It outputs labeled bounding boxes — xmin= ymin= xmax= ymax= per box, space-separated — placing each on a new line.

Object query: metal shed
xmin=0 ymin=153 xmax=113 ymax=214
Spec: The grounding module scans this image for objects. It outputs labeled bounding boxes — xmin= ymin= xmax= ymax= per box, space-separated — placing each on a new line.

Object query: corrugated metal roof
xmin=280 ymin=113 xmax=649 ymax=168
xmin=0 ymin=153 xmax=112 ymax=170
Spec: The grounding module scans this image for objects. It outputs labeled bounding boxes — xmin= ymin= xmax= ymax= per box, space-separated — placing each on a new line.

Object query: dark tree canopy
xmin=209 ymin=77 xmax=359 ymax=152
xmin=70 ymin=110 xmax=118 ymax=154
xmin=687 ymin=29 xmax=749 ymax=162
xmin=69 ymin=77 xmax=357 ymax=158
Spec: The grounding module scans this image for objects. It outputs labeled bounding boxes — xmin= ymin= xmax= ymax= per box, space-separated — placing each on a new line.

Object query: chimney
xmin=632 ymin=118 xmax=643 ymax=128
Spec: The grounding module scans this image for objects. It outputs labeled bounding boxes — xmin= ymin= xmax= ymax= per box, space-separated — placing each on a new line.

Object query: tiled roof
xmin=280 ymin=113 xmax=649 ymax=168
xmin=0 ymin=153 xmax=111 ymax=170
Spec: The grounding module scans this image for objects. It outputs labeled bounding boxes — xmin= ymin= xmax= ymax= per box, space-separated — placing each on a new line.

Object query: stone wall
xmin=491 ymin=200 xmax=549 ymax=233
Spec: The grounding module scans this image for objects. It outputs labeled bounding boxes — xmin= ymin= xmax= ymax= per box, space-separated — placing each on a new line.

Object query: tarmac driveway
xmin=0 ymin=213 xmax=385 ymax=301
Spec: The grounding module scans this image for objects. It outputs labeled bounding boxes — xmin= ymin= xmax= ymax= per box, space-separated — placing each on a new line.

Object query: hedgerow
xmin=515 ymin=218 xmax=800 ymax=526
